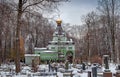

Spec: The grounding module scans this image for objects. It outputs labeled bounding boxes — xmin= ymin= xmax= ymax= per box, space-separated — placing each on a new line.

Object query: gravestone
xmin=116 ymin=72 xmax=120 ymax=77
xmin=48 ymin=61 xmax=50 ymax=72
xmin=32 ymin=59 xmax=37 ymax=72
xmin=82 ymin=63 xmax=86 ymax=70
xmin=88 ymin=71 xmax=91 ymax=77
xmin=65 ymin=60 xmax=69 ymax=70
xmin=116 ymin=65 xmax=120 ymax=77
xmin=103 ymin=55 xmax=110 ymax=72
xmin=103 ymin=55 xmax=112 ymax=77
xmin=92 ymin=66 xmax=97 ymax=77
xmin=118 ymin=65 xmax=120 ymax=70
xmin=103 ymin=72 xmax=112 ymax=77
xmin=63 ymin=70 xmax=73 ymax=77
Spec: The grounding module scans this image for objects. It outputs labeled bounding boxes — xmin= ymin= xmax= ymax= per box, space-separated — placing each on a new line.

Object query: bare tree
xmin=98 ymin=0 xmax=120 ymax=62
xmin=14 ymin=0 xmax=69 ymax=73
xmin=82 ymin=11 xmax=100 ymax=62
xmin=0 ymin=0 xmax=16 ymax=64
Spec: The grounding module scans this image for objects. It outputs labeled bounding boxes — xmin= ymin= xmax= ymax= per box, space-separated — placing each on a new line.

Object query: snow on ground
xmin=0 ymin=63 xmax=118 ymax=77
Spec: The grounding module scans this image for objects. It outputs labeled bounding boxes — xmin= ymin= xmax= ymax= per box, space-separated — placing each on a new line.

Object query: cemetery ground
xmin=0 ymin=61 xmax=119 ymax=77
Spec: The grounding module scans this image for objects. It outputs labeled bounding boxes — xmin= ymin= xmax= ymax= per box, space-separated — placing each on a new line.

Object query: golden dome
xmin=56 ymin=18 xmax=62 ymax=25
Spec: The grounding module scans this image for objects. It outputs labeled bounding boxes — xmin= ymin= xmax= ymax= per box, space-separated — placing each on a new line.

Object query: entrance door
xmin=66 ymin=51 xmax=73 ymax=63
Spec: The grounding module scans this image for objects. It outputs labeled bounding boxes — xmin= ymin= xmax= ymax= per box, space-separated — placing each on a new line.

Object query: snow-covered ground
xmin=0 ymin=63 xmax=118 ymax=77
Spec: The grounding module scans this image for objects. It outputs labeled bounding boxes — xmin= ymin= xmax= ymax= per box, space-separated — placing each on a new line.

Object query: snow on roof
xmin=103 ymin=55 xmax=109 ymax=57
xmin=34 ymin=47 xmax=47 ymax=50
xmin=25 ymin=54 xmax=40 ymax=56
xmin=49 ymin=41 xmax=74 ymax=43
xmin=41 ymin=50 xmax=57 ymax=53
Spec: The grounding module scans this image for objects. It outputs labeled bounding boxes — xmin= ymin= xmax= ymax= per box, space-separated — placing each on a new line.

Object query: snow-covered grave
xmin=0 ymin=62 xmax=118 ymax=77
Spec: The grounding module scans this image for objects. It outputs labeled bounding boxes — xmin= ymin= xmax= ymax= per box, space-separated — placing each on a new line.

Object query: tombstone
xmin=103 ymin=55 xmax=110 ymax=72
xmin=92 ymin=66 xmax=97 ymax=77
xmin=27 ymin=74 xmax=32 ymax=77
xmin=32 ymin=59 xmax=37 ymax=72
xmin=103 ymin=72 xmax=112 ymax=77
xmin=88 ymin=71 xmax=91 ymax=77
xmin=118 ymin=65 xmax=120 ymax=70
xmin=82 ymin=63 xmax=86 ymax=70
xmin=48 ymin=61 xmax=50 ymax=72
xmin=116 ymin=72 xmax=120 ymax=77
xmin=55 ymin=66 xmax=57 ymax=72
xmin=116 ymin=65 xmax=120 ymax=77
xmin=103 ymin=55 xmax=112 ymax=77
xmin=65 ymin=60 xmax=69 ymax=70
xmin=63 ymin=70 xmax=73 ymax=77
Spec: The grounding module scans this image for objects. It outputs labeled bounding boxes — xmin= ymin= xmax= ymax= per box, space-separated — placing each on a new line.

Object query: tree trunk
xmin=87 ymin=22 xmax=90 ymax=63
xmin=0 ymin=38 xmax=2 ymax=65
xmin=4 ymin=38 xmax=7 ymax=63
xmin=15 ymin=0 xmax=23 ymax=73
xmin=109 ymin=0 xmax=116 ymax=63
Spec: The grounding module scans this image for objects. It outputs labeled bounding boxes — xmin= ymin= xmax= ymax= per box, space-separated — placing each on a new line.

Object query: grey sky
xmin=58 ymin=0 xmax=98 ymax=25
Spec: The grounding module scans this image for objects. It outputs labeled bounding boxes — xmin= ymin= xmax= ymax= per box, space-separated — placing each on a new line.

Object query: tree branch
xmin=22 ymin=0 xmax=44 ymax=12
xmin=22 ymin=0 xmax=27 ymax=6
xmin=22 ymin=0 xmax=69 ymax=12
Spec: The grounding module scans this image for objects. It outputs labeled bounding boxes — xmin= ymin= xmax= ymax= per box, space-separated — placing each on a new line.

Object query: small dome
xmin=56 ymin=18 xmax=62 ymax=25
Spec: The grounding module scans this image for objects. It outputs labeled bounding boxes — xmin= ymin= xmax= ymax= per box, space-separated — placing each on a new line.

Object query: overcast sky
xmin=58 ymin=0 xmax=98 ymax=25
